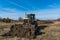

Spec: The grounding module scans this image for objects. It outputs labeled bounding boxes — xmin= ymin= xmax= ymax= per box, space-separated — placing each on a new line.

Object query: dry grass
xmin=0 ymin=21 xmax=60 ymax=40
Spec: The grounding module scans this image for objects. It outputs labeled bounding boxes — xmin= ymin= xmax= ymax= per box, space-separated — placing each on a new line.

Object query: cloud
xmin=0 ymin=5 xmax=60 ymax=20
xmin=5 ymin=0 xmax=29 ymax=10
xmin=0 ymin=7 xmax=25 ymax=20
xmin=47 ymin=3 xmax=60 ymax=8
xmin=32 ymin=7 xmax=60 ymax=20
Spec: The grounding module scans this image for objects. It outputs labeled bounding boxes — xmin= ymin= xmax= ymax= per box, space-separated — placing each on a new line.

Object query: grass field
xmin=0 ymin=21 xmax=59 ymax=40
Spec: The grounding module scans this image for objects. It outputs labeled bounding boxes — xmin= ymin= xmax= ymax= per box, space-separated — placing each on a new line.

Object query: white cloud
xmin=5 ymin=0 xmax=29 ymax=10
xmin=32 ymin=8 xmax=60 ymax=20
xmin=0 ymin=6 xmax=60 ymax=20
xmin=0 ymin=8 xmax=25 ymax=20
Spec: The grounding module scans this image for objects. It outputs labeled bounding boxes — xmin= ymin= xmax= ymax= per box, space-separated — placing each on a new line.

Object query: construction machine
xmin=23 ymin=14 xmax=38 ymax=30
xmin=21 ymin=14 xmax=39 ymax=38
xmin=2 ymin=14 xmax=46 ymax=39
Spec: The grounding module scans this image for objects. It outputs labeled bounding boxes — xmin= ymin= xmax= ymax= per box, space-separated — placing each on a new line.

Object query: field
xmin=0 ymin=21 xmax=60 ymax=40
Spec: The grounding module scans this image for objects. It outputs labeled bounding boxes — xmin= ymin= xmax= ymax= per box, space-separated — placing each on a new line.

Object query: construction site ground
xmin=0 ymin=21 xmax=60 ymax=40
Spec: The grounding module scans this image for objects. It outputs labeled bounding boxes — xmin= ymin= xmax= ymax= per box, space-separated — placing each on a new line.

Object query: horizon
xmin=0 ymin=0 xmax=60 ymax=20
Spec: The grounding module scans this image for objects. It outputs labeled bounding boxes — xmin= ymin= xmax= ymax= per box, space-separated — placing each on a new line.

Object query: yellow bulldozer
xmin=2 ymin=14 xmax=47 ymax=39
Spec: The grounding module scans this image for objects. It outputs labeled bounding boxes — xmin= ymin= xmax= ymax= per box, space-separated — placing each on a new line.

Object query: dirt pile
xmin=2 ymin=24 xmax=36 ymax=39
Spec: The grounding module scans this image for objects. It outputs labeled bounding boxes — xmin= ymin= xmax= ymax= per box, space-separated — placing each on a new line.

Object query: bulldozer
xmin=2 ymin=14 xmax=47 ymax=39
xmin=22 ymin=14 xmax=38 ymax=38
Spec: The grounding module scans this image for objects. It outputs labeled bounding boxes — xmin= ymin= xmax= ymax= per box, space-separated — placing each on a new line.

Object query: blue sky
xmin=0 ymin=0 xmax=60 ymax=20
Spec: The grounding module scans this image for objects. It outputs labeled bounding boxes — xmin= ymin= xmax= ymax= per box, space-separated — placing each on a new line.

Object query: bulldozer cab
xmin=27 ymin=14 xmax=35 ymax=23
xmin=23 ymin=14 xmax=36 ymax=24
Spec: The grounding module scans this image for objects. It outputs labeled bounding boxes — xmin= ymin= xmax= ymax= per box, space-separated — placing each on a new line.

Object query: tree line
xmin=0 ymin=17 xmax=23 ymax=23
xmin=0 ymin=18 xmax=13 ymax=23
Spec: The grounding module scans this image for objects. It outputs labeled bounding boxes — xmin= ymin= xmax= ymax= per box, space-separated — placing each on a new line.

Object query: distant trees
xmin=2 ymin=18 xmax=11 ymax=23
xmin=0 ymin=17 xmax=2 ymax=21
xmin=0 ymin=17 xmax=23 ymax=23
xmin=18 ymin=17 xmax=23 ymax=22
xmin=56 ymin=18 xmax=60 ymax=21
xmin=0 ymin=17 xmax=11 ymax=23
